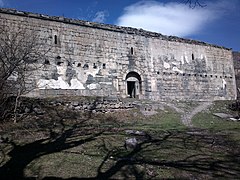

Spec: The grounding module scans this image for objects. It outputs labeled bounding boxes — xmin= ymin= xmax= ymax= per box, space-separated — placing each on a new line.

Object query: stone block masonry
xmin=0 ymin=8 xmax=237 ymax=101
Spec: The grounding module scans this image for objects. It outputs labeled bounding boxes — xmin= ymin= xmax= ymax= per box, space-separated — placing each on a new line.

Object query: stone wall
xmin=233 ymin=52 xmax=240 ymax=98
xmin=0 ymin=8 xmax=237 ymax=101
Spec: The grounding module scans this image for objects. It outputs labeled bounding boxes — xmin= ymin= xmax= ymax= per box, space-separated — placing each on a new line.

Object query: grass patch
xmin=0 ymin=98 xmax=239 ymax=179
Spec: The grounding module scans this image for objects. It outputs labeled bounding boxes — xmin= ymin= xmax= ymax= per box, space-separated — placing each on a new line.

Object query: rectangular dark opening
xmin=127 ymin=81 xmax=135 ymax=98
xmin=54 ymin=35 xmax=58 ymax=44
xmin=103 ymin=63 xmax=106 ymax=69
xmin=131 ymin=47 xmax=134 ymax=55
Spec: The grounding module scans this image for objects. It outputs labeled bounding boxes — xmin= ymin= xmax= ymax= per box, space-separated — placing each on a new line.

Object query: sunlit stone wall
xmin=0 ymin=8 xmax=236 ymax=101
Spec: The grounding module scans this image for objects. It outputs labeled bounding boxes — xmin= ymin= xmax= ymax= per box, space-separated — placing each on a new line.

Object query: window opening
xmin=130 ymin=47 xmax=134 ymax=55
xmin=83 ymin=64 xmax=89 ymax=70
xmin=93 ymin=63 xmax=97 ymax=69
xmin=192 ymin=53 xmax=194 ymax=60
xmin=102 ymin=63 xmax=106 ymax=69
xmin=57 ymin=61 xmax=63 ymax=66
xmin=127 ymin=81 xmax=136 ymax=98
xmin=77 ymin=63 xmax=81 ymax=67
xmin=44 ymin=59 xmax=50 ymax=65
xmin=54 ymin=35 xmax=58 ymax=45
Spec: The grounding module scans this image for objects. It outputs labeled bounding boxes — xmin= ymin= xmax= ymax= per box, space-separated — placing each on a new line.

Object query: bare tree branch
xmin=0 ymin=22 xmax=49 ymax=121
xmin=182 ymin=0 xmax=207 ymax=8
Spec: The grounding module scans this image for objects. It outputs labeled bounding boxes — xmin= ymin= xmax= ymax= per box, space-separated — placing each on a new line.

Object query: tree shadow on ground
xmin=0 ymin=124 xmax=103 ymax=179
xmin=0 ymin=99 xmax=239 ymax=179
xmin=0 ymin=99 xmax=104 ymax=180
xmin=93 ymin=130 xmax=240 ymax=179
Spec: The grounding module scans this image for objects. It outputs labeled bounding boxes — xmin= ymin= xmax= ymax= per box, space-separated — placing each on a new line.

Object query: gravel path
xmin=181 ymin=101 xmax=213 ymax=127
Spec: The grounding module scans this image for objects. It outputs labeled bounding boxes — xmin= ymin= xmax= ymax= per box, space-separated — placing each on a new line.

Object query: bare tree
xmin=0 ymin=22 xmax=48 ymax=122
xmin=183 ymin=0 xmax=206 ymax=8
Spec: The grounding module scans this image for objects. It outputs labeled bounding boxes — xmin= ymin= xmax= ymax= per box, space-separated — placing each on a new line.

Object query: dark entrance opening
xmin=126 ymin=71 xmax=141 ymax=99
xmin=127 ymin=81 xmax=136 ymax=98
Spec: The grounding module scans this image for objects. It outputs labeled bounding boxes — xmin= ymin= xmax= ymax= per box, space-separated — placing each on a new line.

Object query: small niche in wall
xmin=210 ymin=75 xmax=213 ymax=77
xmin=54 ymin=35 xmax=58 ymax=45
xmin=192 ymin=53 xmax=195 ymax=60
xmin=57 ymin=61 xmax=63 ymax=66
xmin=83 ymin=64 xmax=89 ymax=70
xmin=44 ymin=59 xmax=50 ymax=65
xmin=102 ymin=63 xmax=106 ymax=69
xmin=157 ymin=71 xmax=160 ymax=75
xmin=93 ymin=63 xmax=97 ymax=69
xmin=130 ymin=47 xmax=134 ymax=55
xmin=77 ymin=63 xmax=81 ymax=67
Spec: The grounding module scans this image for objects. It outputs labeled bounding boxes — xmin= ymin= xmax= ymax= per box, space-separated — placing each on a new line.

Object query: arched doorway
xmin=126 ymin=71 xmax=141 ymax=98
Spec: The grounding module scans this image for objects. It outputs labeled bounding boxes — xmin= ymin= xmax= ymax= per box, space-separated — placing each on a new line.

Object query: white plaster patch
xmin=70 ymin=78 xmax=85 ymax=89
xmin=172 ymin=61 xmax=180 ymax=66
xmin=99 ymin=82 xmax=112 ymax=85
xmin=222 ymin=79 xmax=227 ymax=89
xmin=163 ymin=62 xmax=170 ymax=69
xmin=38 ymin=77 xmax=85 ymax=89
xmin=180 ymin=57 xmax=185 ymax=65
xmin=180 ymin=56 xmax=184 ymax=64
xmin=172 ymin=67 xmax=183 ymax=74
xmin=185 ymin=55 xmax=189 ymax=63
xmin=87 ymin=83 xmax=101 ymax=90
xmin=151 ymin=77 xmax=157 ymax=91
xmin=56 ymin=65 xmax=66 ymax=75
xmin=86 ymin=68 xmax=100 ymax=78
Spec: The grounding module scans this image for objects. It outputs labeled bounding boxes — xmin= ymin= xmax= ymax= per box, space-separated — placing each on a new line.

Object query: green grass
xmin=0 ymin=99 xmax=240 ymax=179
xmin=192 ymin=100 xmax=240 ymax=143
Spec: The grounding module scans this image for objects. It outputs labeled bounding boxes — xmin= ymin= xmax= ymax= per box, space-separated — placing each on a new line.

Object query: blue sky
xmin=0 ymin=0 xmax=239 ymax=51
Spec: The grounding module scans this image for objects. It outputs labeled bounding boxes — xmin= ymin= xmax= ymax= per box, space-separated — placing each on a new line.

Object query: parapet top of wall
xmin=0 ymin=8 xmax=231 ymax=51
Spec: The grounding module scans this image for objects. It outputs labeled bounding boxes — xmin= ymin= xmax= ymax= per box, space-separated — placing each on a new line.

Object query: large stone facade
xmin=233 ymin=51 xmax=240 ymax=98
xmin=0 ymin=8 xmax=237 ymax=101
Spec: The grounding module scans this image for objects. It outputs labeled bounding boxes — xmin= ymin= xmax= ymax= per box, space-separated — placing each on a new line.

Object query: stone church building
xmin=0 ymin=8 xmax=237 ymax=101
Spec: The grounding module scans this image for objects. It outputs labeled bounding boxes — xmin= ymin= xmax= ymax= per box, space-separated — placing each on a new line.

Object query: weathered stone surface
xmin=125 ymin=138 xmax=138 ymax=150
xmin=0 ymin=8 xmax=237 ymax=101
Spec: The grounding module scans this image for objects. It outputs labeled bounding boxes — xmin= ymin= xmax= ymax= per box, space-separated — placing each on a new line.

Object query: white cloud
xmin=116 ymin=0 xmax=236 ymax=37
xmin=0 ymin=0 xmax=4 ymax=7
xmin=92 ymin=11 xmax=108 ymax=23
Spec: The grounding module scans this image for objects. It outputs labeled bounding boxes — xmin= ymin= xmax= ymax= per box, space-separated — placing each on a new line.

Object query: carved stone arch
xmin=125 ymin=71 xmax=142 ymax=98
xmin=123 ymin=68 xmax=143 ymax=80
